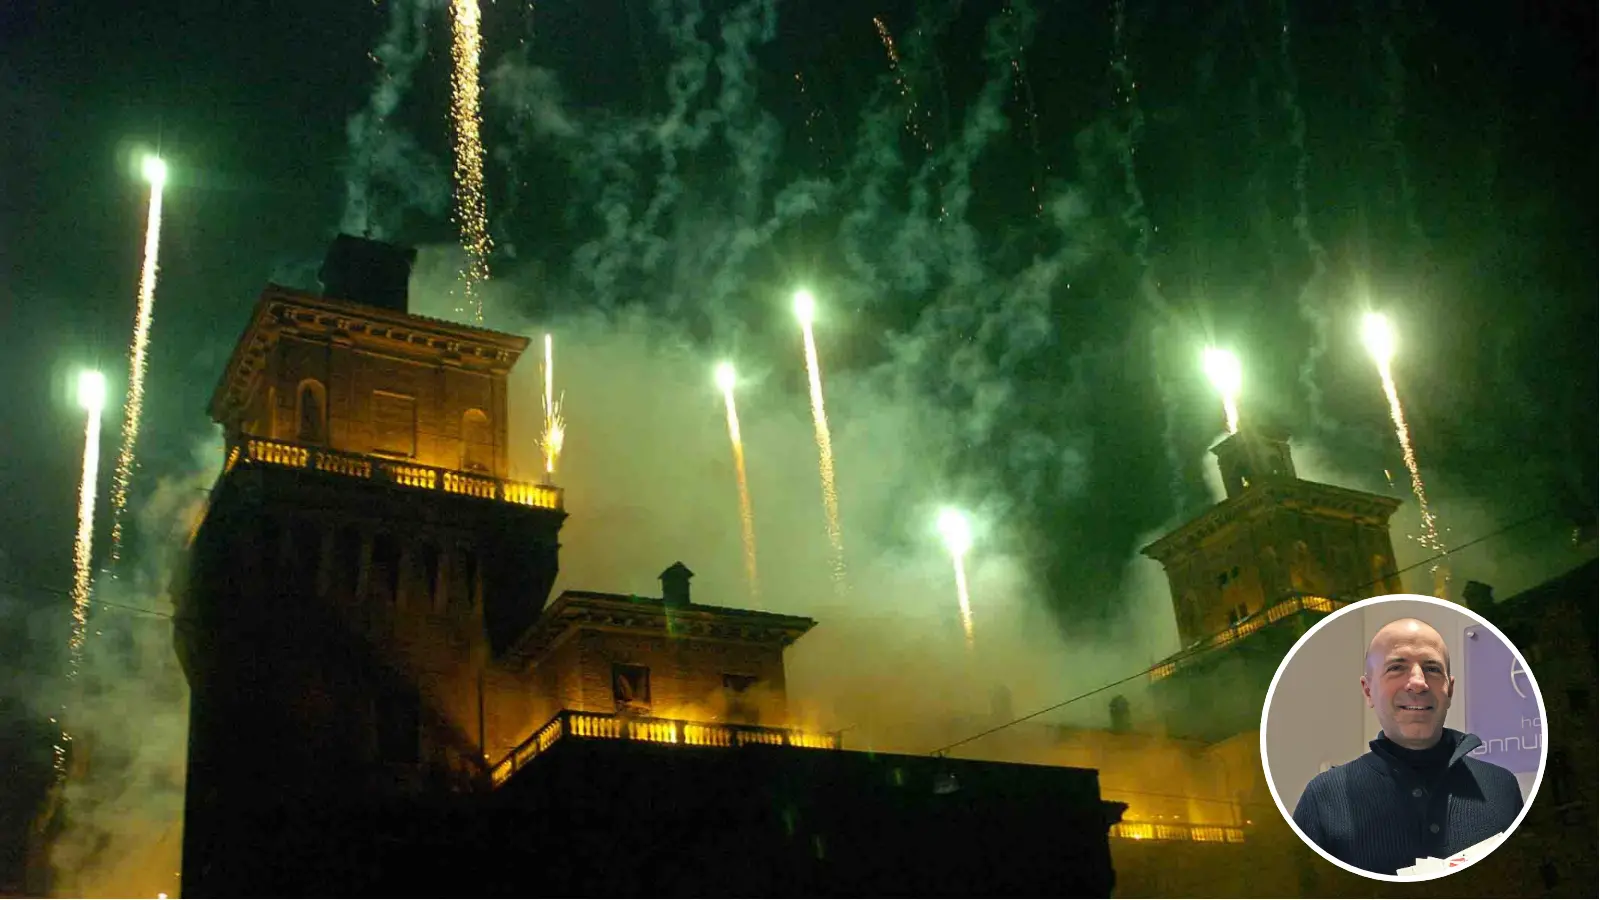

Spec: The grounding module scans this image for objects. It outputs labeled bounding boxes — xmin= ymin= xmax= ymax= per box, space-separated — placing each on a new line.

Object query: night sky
xmin=0 ymin=0 xmax=1594 ymax=890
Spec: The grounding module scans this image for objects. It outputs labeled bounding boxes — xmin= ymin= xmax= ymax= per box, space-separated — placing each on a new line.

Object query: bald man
xmin=1291 ymin=617 xmax=1524 ymax=876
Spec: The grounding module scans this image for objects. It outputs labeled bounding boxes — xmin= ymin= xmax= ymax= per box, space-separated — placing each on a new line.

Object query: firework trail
xmin=1363 ymin=313 xmax=1449 ymax=596
xmin=449 ymin=0 xmax=492 ymax=324
xmin=1111 ymin=0 xmax=1151 ymax=269
xmin=58 ymin=371 xmax=107 ymax=779
xmin=540 ymin=334 xmax=565 ymax=479
xmin=937 ymin=509 xmax=975 ymax=648
xmin=716 ymin=364 xmax=759 ymax=599
xmin=1372 ymin=0 xmax=1428 ymax=253
xmin=1203 ymin=347 xmax=1243 ymax=435
xmin=794 ymin=290 xmax=845 ymax=581
xmin=873 ymin=15 xmax=934 ymax=153
xmin=1273 ymin=0 xmax=1331 ymax=420
xmin=793 ymin=71 xmax=831 ymax=169
xmin=108 ymin=157 xmax=166 ymax=565
xmin=1004 ymin=0 xmax=1045 ymax=216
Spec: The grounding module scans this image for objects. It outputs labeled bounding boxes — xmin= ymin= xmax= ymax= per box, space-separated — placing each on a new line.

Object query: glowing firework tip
xmin=141 ymin=155 xmax=167 ymax=186
xmin=937 ymin=508 xmax=972 ymax=557
xmin=1202 ymin=347 xmax=1243 ymax=434
xmin=77 ymin=371 xmax=106 ymax=413
xmin=793 ymin=289 xmax=816 ymax=325
xmin=1362 ymin=312 xmax=1397 ymax=366
xmin=715 ymin=362 xmax=737 ymax=392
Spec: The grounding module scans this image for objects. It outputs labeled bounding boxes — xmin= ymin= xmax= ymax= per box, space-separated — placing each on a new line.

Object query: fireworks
xmin=716 ymin=363 xmax=759 ymax=599
xmin=1362 ymin=312 xmax=1449 ymax=596
xmin=449 ymin=0 xmax=492 ymax=324
xmin=58 ymin=370 xmax=107 ymax=778
xmin=1202 ymin=347 xmax=1243 ymax=434
xmin=540 ymin=334 xmax=564 ymax=479
xmin=872 ymin=16 xmax=933 ymax=153
xmin=108 ymin=155 xmax=166 ymax=564
xmin=794 ymin=290 xmax=844 ymax=580
xmin=937 ymin=508 xmax=975 ymax=647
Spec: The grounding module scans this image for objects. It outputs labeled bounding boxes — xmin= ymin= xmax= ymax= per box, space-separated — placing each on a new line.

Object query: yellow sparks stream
xmin=540 ymin=335 xmax=564 ymax=479
xmin=795 ymin=292 xmax=844 ymax=581
xmin=450 ymin=0 xmax=492 ymax=323
xmin=59 ymin=371 xmax=106 ymax=778
xmin=717 ymin=364 xmax=759 ymax=599
xmin=108 ymin=158 xmax=165 ymax=563
xmin=1364 ymin=313 xmax=1448 ymax=596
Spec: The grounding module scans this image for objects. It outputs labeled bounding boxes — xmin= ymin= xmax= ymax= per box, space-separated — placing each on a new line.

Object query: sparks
xmin=1202 ymin=347 xmax=1243 ymax=434
xmin=937 ymin=508 xmax=975 ymax=647
xmin=716 ymin=363 xmax=759 ymax=600
xmin=1362 ymin=312 xmax=1449 ymax=596
xmin=60 ymin=371 xmax=107 ymax=778
xmin=449 ymin=0 xmax=492 ymax=323
xmin=872 ymin=16 xmax=933 ymax=152
xmin=540 ymin=334 xmax=564 ymax=479
xmin=107 ymin=156 xmax=166 ymax=564
xmin=795 ymin=290 xmax=844 ymax=581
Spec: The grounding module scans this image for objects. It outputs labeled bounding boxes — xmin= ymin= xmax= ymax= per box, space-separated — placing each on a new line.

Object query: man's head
xmin=1361 ymin=618 xmax=1454 ymax=750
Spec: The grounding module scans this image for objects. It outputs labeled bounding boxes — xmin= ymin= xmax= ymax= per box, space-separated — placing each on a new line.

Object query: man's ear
xmin=1361 ymin=674 xmax=1374 ymax=709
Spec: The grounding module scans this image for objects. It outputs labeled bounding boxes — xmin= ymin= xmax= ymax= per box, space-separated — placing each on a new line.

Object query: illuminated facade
xmin=175 ymin=235 xmax=1123 ymax=897
xmin=1140 ymin=428 xmax=1402 ymax=743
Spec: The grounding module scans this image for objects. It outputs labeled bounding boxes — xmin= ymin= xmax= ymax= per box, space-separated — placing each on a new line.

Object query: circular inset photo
xmin=1260 ymin=594 xmax=1546 ymax=881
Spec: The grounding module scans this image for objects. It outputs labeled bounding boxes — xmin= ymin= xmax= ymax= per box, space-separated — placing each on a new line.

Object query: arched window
xmin=461 ymin=409 xmax=492 ymax=473
xmin=297 ymin=379 xmax=327 ymax=444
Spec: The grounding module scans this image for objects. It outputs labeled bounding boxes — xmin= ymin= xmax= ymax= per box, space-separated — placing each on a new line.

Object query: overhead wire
xmin=928 ymin=507 xmax=1563 ymax=757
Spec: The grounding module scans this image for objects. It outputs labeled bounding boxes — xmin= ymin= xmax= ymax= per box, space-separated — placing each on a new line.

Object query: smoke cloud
xmin=47 ymin=432 xmax=220 ymax=898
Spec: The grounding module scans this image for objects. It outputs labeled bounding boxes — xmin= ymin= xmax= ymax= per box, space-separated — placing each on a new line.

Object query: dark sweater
xmin=1292 ymin=728 xmax=1524 ymax=876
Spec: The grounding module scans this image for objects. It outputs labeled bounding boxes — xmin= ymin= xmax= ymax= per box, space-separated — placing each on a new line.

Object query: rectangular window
xmin=612 ymin=663 xmax=651 ymax=713
xmin=723 ymin=674 xmax=758 ymax=723
xmin=371 ymin=391 xmax=417 ymax=458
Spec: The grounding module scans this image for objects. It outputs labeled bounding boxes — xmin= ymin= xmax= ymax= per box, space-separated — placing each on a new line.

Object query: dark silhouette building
xmin=173 ymin=236 xmax=1124 ymax=897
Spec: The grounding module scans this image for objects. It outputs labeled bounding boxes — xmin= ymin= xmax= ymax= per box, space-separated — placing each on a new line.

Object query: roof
xmin=208 ymin=284 xmax=531 ymax=425
xmin=508 ymin=589 xmax=818 ymax=666
xmin=1141 ymin=478 xmax=1402 ymax=564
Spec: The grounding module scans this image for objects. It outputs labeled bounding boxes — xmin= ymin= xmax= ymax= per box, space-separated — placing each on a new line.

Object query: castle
xmin=173 ymin=236 xmax=1122 ymax=896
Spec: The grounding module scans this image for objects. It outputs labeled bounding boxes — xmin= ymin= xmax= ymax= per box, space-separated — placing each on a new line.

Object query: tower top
xmin=1210 ymin=427 xmax=1297 ymax=500
xmin=319 ymin=234 xmax=418 ymax=314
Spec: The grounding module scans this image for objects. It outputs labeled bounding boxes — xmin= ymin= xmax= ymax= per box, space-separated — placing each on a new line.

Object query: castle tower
xmin=1139 ymin=428 xmax=1404 ymax=741
xmin=175 ymin=236 xmax=566 ymax=893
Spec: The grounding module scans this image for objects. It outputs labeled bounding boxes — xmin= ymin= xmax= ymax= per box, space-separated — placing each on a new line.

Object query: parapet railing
xmin=489 ymin=710 xmax=842 ymax=787
xmin=1149 ymin=593 xmax=1345 ymax=682
xmin=225 ymin=436 xmax=563 ymax=511
xmin=1110 ymin=821 xmax=1247 ymax=843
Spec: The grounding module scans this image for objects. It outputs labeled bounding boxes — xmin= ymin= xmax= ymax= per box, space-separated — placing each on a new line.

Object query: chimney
xmin=318 ymin=234 xmax=417 ymax=313
xmin=1462 ymin=581 xmax=1495 ymax=615
xmin=660 ymin=562 xmax=694 ymax=607
xmin=1108 ymin=695 xmax=1132 ymax=733
xmin=1210 ymin=426 xmax=1297 ymax=500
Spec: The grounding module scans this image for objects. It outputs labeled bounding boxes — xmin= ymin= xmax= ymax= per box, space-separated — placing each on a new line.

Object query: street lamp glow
xmin=714 ymin=362 xmax=737 ymax=393
xmin=1362 ymin=312 xmax=1397 ymax=367
xmin=793 ymin=289 xmax=816 ymax=326
xmin=141 ymin=155 xmax=167 ymax=187
xmin=936 ymin=507 xmax=972 ymax=558
xmin=77 ymin=371 xmax=106 ymax=413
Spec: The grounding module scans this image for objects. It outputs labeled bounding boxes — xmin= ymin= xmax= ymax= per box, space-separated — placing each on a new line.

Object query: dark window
xmin=335 ymin=527 xmax=362 ymax=596
xmin=613 ymin=663 xmax=652 ymax=712
xmin=420 ymin=543 xmax=440 ymax=610
xmin=370 ymin=534 xmax=400 ymax=605
xmin=724 ymin=674 xmax=758 ymax=723
xmin=296 ymin=380 xmax=326 ymax=444
xmin=1541 ymin=862 xmax=1559 ymax=888
xmin=376 ymin=690 xmax=420 ymax=764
